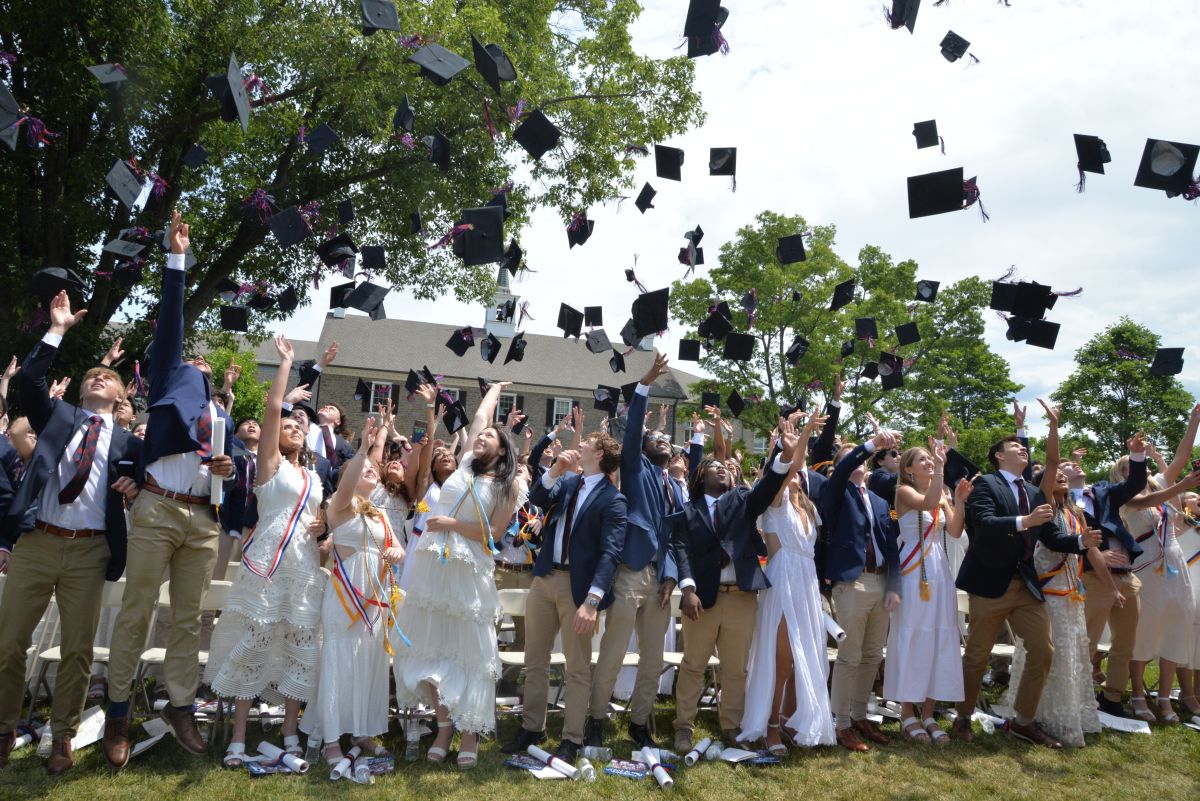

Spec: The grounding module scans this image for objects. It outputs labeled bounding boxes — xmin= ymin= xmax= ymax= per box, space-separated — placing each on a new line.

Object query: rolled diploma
xmin=257 ymin=741 xmax=309 ymax=774
xmin=528 ymin=744 xmax=579 ymax=780
xmin=13 ymin=722 xmax=49 ymax=749
xmin=210 ymin=416 xmax=225 ymax=504
xmin=330 ymin=745 xmax=361 ymax=780
xmin=643 ymin=747 xmax=674 ymax=788
xmin=823 ymin=611 xmax=847 ymax=643
xmin=684 ymin=737 xmax=711 ymax=766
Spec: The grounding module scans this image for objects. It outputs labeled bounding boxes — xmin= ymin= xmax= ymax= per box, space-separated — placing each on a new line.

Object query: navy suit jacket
xmin=1 ymin=338 xmax=141 ymax=580
xmin=140 ymin=266 xmax=233 ymax=482
xmin=529 ymin=473 xmax=626 ymax=608
xmin=1083 ymin=457 xmax=1147 ymax=569
xmin=809 ymin=402 xmax=840 ymax=467
xmin=669 ymin=466 xmax=786 ymax=610
xmin=867 ymin=467 xmax=898 ymax=507
xmin=618 ymin=389 xmax=678 ymax=584
xmin=957 ymin=472 xmax=1083 ymax=600
xmin=819 ymin=444 xmax=900 ymax=593
xmin=0 ymin=437 xmax=19 ymax=520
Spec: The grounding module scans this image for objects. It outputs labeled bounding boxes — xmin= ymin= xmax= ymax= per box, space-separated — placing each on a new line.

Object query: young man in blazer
xmin=954 ymin=435 xmax=1100 ymax=748
xmin=502 ymin=432 xmax=627 ymax=763
xmin=103 ymin=212 xmax=236 ymax=768
xmin=0 ymin=291 xmax=140 ymax=774
xmin=669 ymin=419 xmax=801 ymax=753
xmin=821 ymin=431 xmax=903 ymax=752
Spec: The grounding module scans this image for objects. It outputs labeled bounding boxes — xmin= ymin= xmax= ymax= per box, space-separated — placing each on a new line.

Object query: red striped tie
xmin=58 ymin=416 xmax=103 ymax=504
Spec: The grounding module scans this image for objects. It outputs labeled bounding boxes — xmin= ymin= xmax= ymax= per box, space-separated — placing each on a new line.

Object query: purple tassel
xmin=396 ymin=132 xmax=416 ymax=149
xmin=1183 ymin=177 xmax=1200 ymax=201
xmin=134 ymin=360 xmax=146 ymax=398
xmin=147 ymin=171 xmax=168 ymax=199
xmin=567 ymin=211 xmax=587 ymax=231
xmin=805 ymin=379 xmax=824 ymax=391
xmin=518 ymin=300 xmax=534 ymax=328
xmin=490 ymin=181 xmax=514 ymax=196
xmin=396 ymin=33 xmax=426 ymax=49
xmin=0 ymin=52 xmax=15 ymax=76
xmin=242 ymin=188 xmax=275 ymax=224
xmin=296 ymin=126 xmax=307 ymax=146
xmin=624 ymin=143 xmax=649 ymax=156
xmin=21 ymin=116 xmax=60 ymax=146
xmin=963 ymin=178 xmax=990 ymax=222
xmin=939 ymin=136 xmax=946 ymax=156
xmin=299 ymin=201 xmax=321 ymax=231
xmin=507 ymin=99 xmax=527 ymax=123
xmin=711 ymin=25 xmax=730 ymax=55
xmin=242 ymin=73 xmax=272 ymax=102
xmin=1116 ymin=347 xmax=1144 ymax=361
xmin=428 ymin=223 xmax=473 ymax=250
xmin=483 ymin=99 xmax=497 ymax=141
xmin=883 ymin=5 xmax=904 ymax=29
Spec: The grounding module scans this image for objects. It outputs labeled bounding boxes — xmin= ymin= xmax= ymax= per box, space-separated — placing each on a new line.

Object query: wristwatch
xmin=585 ymin=596 xmax=600 ymax=608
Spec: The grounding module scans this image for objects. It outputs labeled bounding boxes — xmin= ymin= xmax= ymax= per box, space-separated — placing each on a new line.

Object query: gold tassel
xmin=919 ymin=578 xmax=931 ymax=602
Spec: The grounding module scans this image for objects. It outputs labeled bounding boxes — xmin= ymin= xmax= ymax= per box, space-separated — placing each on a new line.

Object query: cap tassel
xmin=626 ymin=270 xmax=649 ymax=294
xmin=490 ymin=181 xmax=513 ymax=196
xmin=134 ymin=360 xmax=146 ymax=398
xmin=242 ymin=188 xmax=275 ymax=224
xmin=939 ymin=136 xmax=946 ymax=156
xmin=242 ymin=73 xmax=273 ymax=103
xmin=147 ymin=171 xmax=168 ymax=199
xmin=967 ymin=53 xmax=981 ymax=67
xmin=962 ymin=178 xmax=990 ymax=222
xmin=517 ymin=300 xmax=534 ymax=328
xmin=624 ymin=143 xmax=649 ymax=156
xmin=567 ymin=211 xmax=587 ymax=232
xmin=1075 ymin=165 xmax=1086 ymax=193
xmin=296 ymin=125 xmax=307 ymax=147
xmin=729 ymin=175 xmax=737 ymax=193
xmin=1115 ymin=347 xmax=1144 ymax=361
xmin=0 ymin=52 xmax=16 ymax=75
xmin=883 ymin=5 xmax=905 ymax=29
xmin=18 ymin=115 xmax=60 ymax=147
xmin=428 ymin=223 xmax=473 ymax=250
xmin=396 ymin=33 xmax=426 ymax=49
xmin=299 ymin=201 xmax=321 ymax=232
xmin=711 ymin=24 xmax=730 ymax=56
xmin=1183 ymin=176 xmax=1200 ymax=201
xmin=395 ymin=132 xmax=416 ymax=149
xmin=482 ymin=99 xmax=497 ymax=141
xmin=507 ymin=99 xmax=527 ymax=124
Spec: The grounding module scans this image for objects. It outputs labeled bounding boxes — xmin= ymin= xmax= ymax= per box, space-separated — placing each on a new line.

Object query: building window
xmin=753 ymin=434 xmax=768 ymax=454
xmin=441 ymin=388 xmax=462 ymax=404
xmin=495 ymin=392 xmax=518 ymax=422
xmin=371 ymin=382 xmax=393 ymax=410
xmin=552 ymin=398 xmax=573 ymax=427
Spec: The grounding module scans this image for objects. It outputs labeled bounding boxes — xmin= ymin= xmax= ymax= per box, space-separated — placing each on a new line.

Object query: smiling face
xmin=472 ymin=426 xmax=505 ymax=465
xmin=132 ymin=422 xmax=146 ymax=440
xmin=279 ymin=417 xmax=305 ymax=456
xmin=991 ymin=438 xmax=1029 ymax=474
xmin=432 ymin=447 xmax=457 ymax=482
xmin=902 ymin=448 xmax=935 ymax=482
xmin=701 ymin=458 xmax=731 ymax=496
xmin=384 ymin=458 xmax=405 ymax=484
xmin=358 ymin=458 xmax=381 ymax=494
xmin=643 ymin=430 xmax=672 ymax=465
xmin=879 ymin=448 xmax=900 ymax=473
xmin=80 ymin=367 xmax=123 ymax=411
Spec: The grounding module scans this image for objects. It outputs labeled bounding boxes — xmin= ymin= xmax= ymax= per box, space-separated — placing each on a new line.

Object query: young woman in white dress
xmin=368 ymin=392 xmax=436 ymax=554
xmin=300 ymin=417 xmax=405 ymax=764
xmin=1172 ymin=492 xmax=1200 ymax=720
xmin=206 ymin=335 xmax=325 ymax=767
xmin=391 ymin=381 xmax=525 ymax=769
xmin=740 ymin=411 xmax=835 ymax=752
xmin=884 ymin=438 xmax=970 ymax=745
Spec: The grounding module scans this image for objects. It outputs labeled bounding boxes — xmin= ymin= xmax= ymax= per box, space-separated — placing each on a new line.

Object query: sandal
xmin=427 ymin=720 xmax=452 ymax=763
xmin=283 ymin=734 xmax=302 ymax=757
xmin=1155 ymin=697 xmax=1180 ymax=724
xmin=764 ymin=723 xmax=788 ymax=756
xmin=323 ymin=743 xmax=345 ymax=766
xmin=223 ymin=742 xmax=247 ymax=769
xmin=902 ymin=717 xmax=930 ymax=743
xmin=1130 ymin=697 xmax=1156 ymax=723
xmin=456 ymin=732 xmax=479 ymax=770
xmin=354 ymin=737 xmax=390 ymax=756
xmin=923 ymin=717 xmax=949 ymax=747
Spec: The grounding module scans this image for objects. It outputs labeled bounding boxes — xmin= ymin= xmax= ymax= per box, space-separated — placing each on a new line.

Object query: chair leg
xmin=25 ymin=662 xmax=51 ymax=724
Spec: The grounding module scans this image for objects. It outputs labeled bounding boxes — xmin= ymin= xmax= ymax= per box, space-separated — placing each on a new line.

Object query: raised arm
xmin=811 ymin=375 xmax=843 ymax=465
xmin=467 ymin=380 xmax=511 ymax=450
xmin=255 ymin=334 xmax=294 ymax=487
xmin=1038 ymin=399 xmax=1061 ymax=502
xmin=897 ymin=436 xmax=948 ymax=516
xmin=16 ymin=290 xmax=86 ymax=432
xmin=569 ymin=404 xmax=584 ymax=451
xmin=0 ymin=356 xmax=17 ymax=405
xmin=708 ymin=404 xmax=727 ymax=462
xmin=328 ymin=417 xmax=377 ymax=522
xmin=410 ymin=384 xmax=439 ymax=499
xmin=298 ymin=341 xmax=338 ymax=392
xmin=1013 ymin=401 xmax=1034 ymax=481
xmin=150 ymin=210 xmax=190 ymax=404
xmin=1163 ymin=403 xmax=1200 ymax=485
xmin=1125 ymin=470 xmax=1200 ymax=511
xmin=622 ymin=351 xmax=668 ymax=483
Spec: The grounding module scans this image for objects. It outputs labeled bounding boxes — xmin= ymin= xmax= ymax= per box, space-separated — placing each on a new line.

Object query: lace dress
xmin=300 ymin=509 xmax=399 ymax=743
xmin=399 ymin=482 xmax=441 ymax=592
xmin=883 ymin=508 xmax=964 ymax=703
xmin=205 ymin=459 xmax=324 ymax=703
xmin=391 ymin=455 xmax=525 ymax=734
xmin=1126 ymin=504 xmax=1195 ymax=663
xmin=739 ymin=490 xmax=835 ymax=745
xmin=1005 ymin=509 xmax=1098 ymax=747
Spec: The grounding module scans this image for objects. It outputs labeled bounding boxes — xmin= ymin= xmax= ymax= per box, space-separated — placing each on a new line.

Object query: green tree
xmin=1052 ymin=318 xmax=1194 ymax=467
xmin=206 ymin=343 xmax=269 ymax=424
xmin=668 ymin=211 xmax=1020 ymax=465
xmin=1 ymin=0 xmax=703 ymax=376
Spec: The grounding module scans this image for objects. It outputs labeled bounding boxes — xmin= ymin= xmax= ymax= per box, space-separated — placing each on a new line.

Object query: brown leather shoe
xmin=102 ymin=716 xmax=130 ymax=769
xmin=1007 ymin=719 xmax=1062 ymax=749
xmin=0 ymin=729 xmax=14 ymax=767
xmin=852 ymin=718 xmax=890 ymax=745
xmin=951 ymin=715 xmax=974 ymax=743
xmin=161 ymin=706 xmax=207 ymax=756
xmin=836 ymin=726 xmax=870 ymax=752
xmin=46 ymin=738 xmax=73 ymax=775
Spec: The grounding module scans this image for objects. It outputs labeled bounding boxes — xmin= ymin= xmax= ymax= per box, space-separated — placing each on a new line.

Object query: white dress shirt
xmin=146 ymin=400 xmax=217 ymax=495
xmin=38 ymin=406 xmax=115 ymax=532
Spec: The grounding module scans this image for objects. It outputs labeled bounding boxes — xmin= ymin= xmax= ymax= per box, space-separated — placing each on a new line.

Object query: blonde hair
xmin=1108 ymin=455 xmax=1130 ymax=485
xmin=897 ymin=447 xmax=950 ymax=517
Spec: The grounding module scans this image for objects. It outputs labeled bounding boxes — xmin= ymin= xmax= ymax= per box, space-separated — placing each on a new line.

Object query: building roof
xmin=312 ymin=313 xmax=704 ymax=400
xmin=239 ymin=335 xmax=319 ymax=368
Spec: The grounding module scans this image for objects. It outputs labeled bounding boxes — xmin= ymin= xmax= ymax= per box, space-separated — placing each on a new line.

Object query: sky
xmin=278 ymin=0 xmax=1200 ymax=435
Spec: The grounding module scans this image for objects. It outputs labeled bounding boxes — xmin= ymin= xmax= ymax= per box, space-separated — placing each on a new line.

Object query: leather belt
xmin=863 ymin=565 xmax=886 ymax=575
xmin=35 ymin=520 xmax=103 ymax=539
xmin=143 ymin=477 xmax=210 ymax=505
xmin=495 ymin=562 xmax=533 ymax=573
xmin=551 ymin=563 xmax=570 ymax=572
xmin=718 ymin=583 xmax=744 ymax=593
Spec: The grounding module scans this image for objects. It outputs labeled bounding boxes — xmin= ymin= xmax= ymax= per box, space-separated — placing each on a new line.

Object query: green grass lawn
xmin=3 ymin=697 xmax=1198 ymax=801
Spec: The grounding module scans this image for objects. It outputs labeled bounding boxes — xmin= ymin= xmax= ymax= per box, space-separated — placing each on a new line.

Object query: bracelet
xmin=425 ymin=403 xmax=435 ymax=409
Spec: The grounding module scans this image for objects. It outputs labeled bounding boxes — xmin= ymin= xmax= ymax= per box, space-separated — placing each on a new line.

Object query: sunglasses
xmin=645 ymin=433 xmax=671 ymax=444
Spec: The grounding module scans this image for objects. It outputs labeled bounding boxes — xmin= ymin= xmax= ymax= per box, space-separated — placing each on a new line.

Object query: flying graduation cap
xmin=635 ymin=182 xmax=657 ymax=214
xmin=684 ymin=0 xmax=731 ymax=58
xmin=408 ymin=44 xmax=470 ymax=85
xmin=886 ymin=0 xmax=920 ymax=33
xmin=655 ymin=145 xmax=685 ymax=181
xmin=1073 ymin=134 xmax=1111 ymax=192
xmin=471 ymin=34 xmax=518 ymax=94
xmin=939 ymin=31 xmax=971 ymax=63
xmin=360 ymin=0 xmax=400 ymax=35
xmin=209 ymin=52 xmax=251 ymax=133
xmin=513 ymin=110 xmax=561 ymax=160
xmin=1134 ymin=138 xmax=1200 ymax=196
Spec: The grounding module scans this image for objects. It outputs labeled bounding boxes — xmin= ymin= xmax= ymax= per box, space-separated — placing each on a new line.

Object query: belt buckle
xmin=63 ymin=527 xmax=77 ymax=540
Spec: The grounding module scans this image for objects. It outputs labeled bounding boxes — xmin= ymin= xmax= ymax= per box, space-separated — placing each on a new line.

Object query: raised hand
xmin=49 ymin=376 xmax=71 ymax=399
xmin=359 ymin=417 xmax=377 ymax=452
xmin=954 ymin=475 xmax=976 ymax=504
xmin=928 ymin=435 xmax=947 ymax=467
xmin=553 ymin=449 xmax=581 ymax=476
xmin=223 ymin=362 xmax=242 ymax=389
xmin=274 ymin=333 xmax=293 ymax=362
xmin=1036 ymin=398 xmax=1059 ymax=428
xmin=101 ymin=336 xmax=125 ymax=367
xmin=865 ymin=411 xmax=882 ymax=436
xmin=691 ymin=411 xmax=705 ymax=436
xmin=168 ymin=209 xmax=189 ymax=254
xmin=870 ymin=429 xmax=897 ymax=452
xmin=48 ymin=290 xmax=87 ymax=334
xmin=1071 ymin=445 xmax=1088 ymax=462
xmin=639 ymin=350 xmax=669 ymax=386
xmin=415 ymin=383 xmax=437 ymax=406
xmin=2 ymin=356 xmax=17 ymax=381
xmin=1013 ymin=400 xmax=1027 ymax=430
xmin=571 ymin=404 xmax=584 ymax=430
xmin=321 ymin=341 xmax=339 ymax=367
xmin=704 ymin=404 xmax=722 ymax=422
xmin=834 ymin=373 xmax=845 ymax=401
xmin=778 ymin=419 xmax=801 ymax=462
xmin=1127 ymin=429 xmax=1146 ymax=454
xmin=283 ymin=383 xmax=311 ymax=405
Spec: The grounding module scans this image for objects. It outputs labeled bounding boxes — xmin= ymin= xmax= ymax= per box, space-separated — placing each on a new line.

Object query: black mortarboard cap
xmin=635 ymin=182 xmax=657 ymax=214
xmin=879 ymin=353 xmax=904 ymax=390
xmin=913 ymin=119 xmax=939 ymax=149
xmin=472 ymin=35 xmax=516 ymax=94
xmin=306 ymin=122 xmax=338 ymax=155
xmin=182 ymin=143 xmax=208 ymax=169
xmin=567 ymin=216 xmax=595 ymax=248
xmin=269 ymin=206 xmax=311 ymax=249
xmin=477 ymin=377 xmax=493 ymax=398
xmin=593 ymin=385 xmax=619 ymax=415
xmin=685 ymin=225 xmax=704 ymax=246
xmin=632 ymin=287 xmax=670 ymax=338
xmin=246 ymin=290 xmax=275 ymax=311
xmin=855 ymin=318 xmax=878 ymax=341
xmin=344 ymin=280 xmax=389 ymax=314
xmin=939 ymin=31 xmax=970 ymax=63
xmin=443 ymin=401 xmax=470 ymax=434
xmin=393 ymin=94 xmax=414 ymax=133
xmin=907 ymin=167 xmax=964 ymax=218
xmin=427 ymin=128 xmax=451 ymax=171
xmin=830 ymin=279 xmax=856 ymax=311
xmin=330 ymin=281 xmax=355 ymax=309
xmin=88 ymin=63 xmax=128 ymax=85
xmin=216 ymin=278 xmax=240 ymax=302
xmin=785 ymin=336 xmax=808 ymax=365
xmin=701 ymin=391 xmax=721 ymax=409
xmin=585 ymin=329 xmax=612 ymax=354
xmin=453 ymin=205 xmax=506 ymax=266
xmin=619 ymin=320 xmax=654 ymax=352
xmin=369 ymin=304 xmax=386 ymax=321
xmin=512 ymin=109 xmax=561 ymax=160
xmin=990 ymin=281 xmax=1017 ymax=313
xmin=698 ymin=301 xmax=733 ymax=340
xmin=405 ymin=369 xmax=422 ymax=394
xmin=584 ymin=306 xmax=603 ymax=327
xmin=861 ymin=362 xmax=879 ymax=381
xmin=890 ymin=0 xmax=920 ymax=33
xmin=679 ymin=340 xmax=702 ymax=361
xmin=446 ymin=328 xmax=472 ymax=357
xmin=609 ymin=349 xmax=626 ymax=373
xmin=360 ymin=0 xmax=400 ymax=34
xmin=219 ymin=305 xmax=249 ymax=332
xmin=361 ymin=245 xmax=386 ymax=270
xmin=409 ymin=210 xmax=423 ymax=235
xmin=1134 ymin=139 xmax=1200 ymax=194
xmin=337 ymin=199 xmax=355 ymax=225
xmin=103 ymin=237 xmax=147 ymax=260
xmin=723 ymin=332 xmax=754 ymax=361
xmin=895 ymin=321 xmax=921 ymax=346
xmin=1149 ymin=348 xmax=1184 ymax=377
xmin=709 ymin=147 xmax=736 ymax=177
xmin=558 ymin=303 xmax=584 ymax=338
xmin=501 ymin=239 xmax=523 ymax=276
xmin=223 ymin=53 xmax=251 ymax=133
xmin=1074 ymin=134 xmax=1111 ymax=175
xmin=1026 ymin=319 xmax=1060 ymax=350
xmin=317 ymin=232 xmax=358 ymax=267
xmin=655 ymin=145 xmax=684 ymax=181
xmin=1006 ymin=316 xmax=1032 ymax=343
xmin=354 ymin=378 xmax=370 ymax=402
xmin=915 ymin=279 xmax=940 ymax=302
xmin=1012 ymin=281 xmax=1054 ymax=320
xmin=105 ymin=159 xmax=145 ymax=208
xmin=726 ymin=390 xmax=745 ymax=419
xmin=791 ymin=289 xmax=803 ymax=303
xmin=944 ymin=448 xmax=980 ymax=487
xmin=678 ymin=246 xmax=704 ymax=266
xmin=684 ymin=0 xmax=725 ymax=36
xmin=31 ymin=267 xmax=86 ymax=305
xmin=504 ymin=332 xmax=527 ymax=364
xmin=776 ymin=234 xmax=807 ymax=264
xmin=277 ymin=286 xmax=299 ymax=313
xmin=408 ymin=43 xmax=470 ymax=85
xmin=0 ymin=84 xmax=18 ymax=151
xmin=840 ymin=340 xmax=855 ymax=359
xmin=481 ymin=332 xmax=502 ymax=364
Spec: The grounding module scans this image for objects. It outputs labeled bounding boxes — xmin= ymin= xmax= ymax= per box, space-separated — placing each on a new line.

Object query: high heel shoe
xmin=456 ymin=732 xmax=479 ymax=770
xmin=427 ymin=720 xmax=453 ymax=763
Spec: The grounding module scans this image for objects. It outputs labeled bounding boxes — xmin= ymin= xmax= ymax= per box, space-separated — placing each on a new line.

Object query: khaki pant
xmin=0 ymin=531 xmax=109 ymax=737
xmin=831 ymin=573 xmax=890 ymax=729
xmin=956 ymin=580 xmax=1053 ymax=721
xmin=589 ymin=565 xmax=670 ymax=725
xmin=673 ymin=588 xmax=757 ymax=736
xmin=522 ymin=571 xmax=593 ymax=743
xmin=495 ymin=564 xmax=533 ymax=687
xmin=107 ymin=492 xmax=219 ymax=707
xmin=1083 ymin=570 xmax=1141 ymax=699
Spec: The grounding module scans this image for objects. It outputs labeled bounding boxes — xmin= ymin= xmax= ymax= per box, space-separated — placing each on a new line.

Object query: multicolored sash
xmin=440 ymin=473 xmax=498 ymax=562
xmin=330 ymin=511 xmax=412 ymax=654
xmin=899 ymin=508 xmax=939 ymax=601
xmin=1040 ymin=509 xmax=1085 ymax=601
xmin=240 ymin=467 xmax=313 ymax=581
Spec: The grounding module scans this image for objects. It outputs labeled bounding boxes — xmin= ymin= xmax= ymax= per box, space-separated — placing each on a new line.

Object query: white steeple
xmin=485 ymin=265 xmax=519 ymax=338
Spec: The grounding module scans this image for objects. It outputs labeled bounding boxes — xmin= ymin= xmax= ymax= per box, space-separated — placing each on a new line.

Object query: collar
xmin=580 ymin=472 xmax=604 ymax=491
xmin=83 ymin=412 xmax=115 ymax=427
xmin=998 ymin=469 xmax=1023 ymax=485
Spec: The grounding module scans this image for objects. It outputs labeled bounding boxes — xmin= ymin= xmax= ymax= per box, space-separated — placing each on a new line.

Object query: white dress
xmin=1127 ymin=504 xmax=1196 ymax=663
xmin=739 ymin=490 xmax=835 ymax=745
xmin=205 ymin=459 xmax=324 ymax=704
xmin=1005 ymin=510 xmax=1099 ymax=747
xmin=1176 ymin=512 xmax=1200 ymax=668
xmin=399 ymin=482 xmax=441 ymax=592
xmin=391 ymin=455 xmax=525 ymax=734
xmin=300 ymin=510 xmax=397 ymax=743
xmin=883 ymin=508 xmax=964 ymax=703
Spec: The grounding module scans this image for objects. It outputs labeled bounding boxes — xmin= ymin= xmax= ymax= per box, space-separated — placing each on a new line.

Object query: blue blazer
xmin=140 ymin=267 xmax=233 ymax=482
xmin=1083 ymin=457 xmax=1147 ymax=569
xmin=529 ymin=473 xmax=626 ymax=609
xmin=1 ymin=338 xmax=141 ymax=580
xmin=867 ymin=467 xmax=898 ymax=507
xmin=0 ymin=437 xmax=19 ymax=521
xmin=819 ymin=444 xmax=900 ymax=592
xmin=618 ymin=389 xmax=678 ymax=584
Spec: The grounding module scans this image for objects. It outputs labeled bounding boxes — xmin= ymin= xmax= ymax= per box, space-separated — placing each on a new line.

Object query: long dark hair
xmin=472 ymin=424 xmax=519 ymax=515
xmin=688 ymin=457 xmax=722 ymax=502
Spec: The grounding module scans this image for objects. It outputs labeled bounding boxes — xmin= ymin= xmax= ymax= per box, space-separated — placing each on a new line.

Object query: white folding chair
xmin=661 ymin=592 xmax=720 ymax=708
